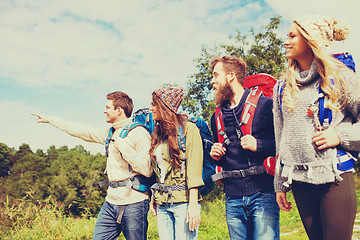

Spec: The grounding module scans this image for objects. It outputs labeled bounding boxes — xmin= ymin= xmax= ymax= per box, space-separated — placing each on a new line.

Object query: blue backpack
xmin=177 ymin=117 xmax=216 ymax=196
xmin=277 ymin=53 xmax=359 ymax=171
xmin=132 ymin=108 xmax=216 ymax=196
xmin=333 ymin=53 xmax=355 ymax=72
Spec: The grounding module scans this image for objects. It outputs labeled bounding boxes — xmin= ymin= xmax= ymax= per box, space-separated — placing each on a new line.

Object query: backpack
xmin=132 ymin=108 xmax=216 ymax=196
xmin=243 ymin=73 xmax=277 ymax=98
xmin=177 ymin=117 xmax=216 ymax=196
xmin=333 ymin=52 xmax=356 ymax=72
xmin=132 ymin=107 xmax=154 ymax=134
xmin=213 ymin=73 xmax=277 ymax=182
xmin=277 ymin=52 xmax=359 ymax=171
xmin=102 ymin=122 xmax=156 ymax=192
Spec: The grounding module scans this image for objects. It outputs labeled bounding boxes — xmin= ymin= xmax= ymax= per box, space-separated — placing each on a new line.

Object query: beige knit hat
xmin=293 ymin=15 xmax=350 ymax=46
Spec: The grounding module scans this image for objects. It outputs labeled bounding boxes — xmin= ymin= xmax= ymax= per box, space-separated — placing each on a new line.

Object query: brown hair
xmin=106 ymin=91 xmax=133 ymax=118
xmin=210 ymin=56 xmax=247 ymax=85
xmin=149 ymin=93 xmax=187 ymax=168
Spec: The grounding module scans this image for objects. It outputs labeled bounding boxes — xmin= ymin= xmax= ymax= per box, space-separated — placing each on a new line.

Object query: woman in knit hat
xmin=148 ymin=86 xmax=204 ymax=240
xmin=273 ymin=15 xmax=360 ymax=239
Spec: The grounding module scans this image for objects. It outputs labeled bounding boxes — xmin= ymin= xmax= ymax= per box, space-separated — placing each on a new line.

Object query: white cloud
xmin=0 ymin=1 xmax=214 ymax=90
xmin=0 ymin=0 xmax=274 ymax=91
xmin=2 ymin=0 xmax=312 ymax=153
xmin=0 ymin=100 xmax=105 ymax=154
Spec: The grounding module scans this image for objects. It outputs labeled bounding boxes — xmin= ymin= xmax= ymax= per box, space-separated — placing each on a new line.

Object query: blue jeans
xmin=157 ymin=202 xmax=200 ymax=240
xmin=92 ymin=200 xmax=149 ymax=240
xmin=225 ymin=192 xmax=280 ymax=240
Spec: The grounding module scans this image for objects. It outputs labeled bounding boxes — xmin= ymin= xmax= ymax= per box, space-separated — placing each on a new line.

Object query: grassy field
xmin=1 ymin=191 xmax=360 ymax=239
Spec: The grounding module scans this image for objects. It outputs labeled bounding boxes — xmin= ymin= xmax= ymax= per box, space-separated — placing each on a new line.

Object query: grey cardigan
xmin=273 ymin=61 xmax=360 ymax=192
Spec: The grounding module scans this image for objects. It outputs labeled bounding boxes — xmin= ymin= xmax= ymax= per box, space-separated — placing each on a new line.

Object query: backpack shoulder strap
xmin=215 ymin=106 xmax=225 ymax=144
xmin=318 ymin=86 xmax=332 ymax=127
xmin=118 ymin=122 xmax=147 ymax=139
xmin=277 ymin=80 xmax=285 ymax=114
xmin=176 ymin=123 xmax=187 ymax=176
xmin=104 ymin=127 xmax=116 ymax=157
xmin=240 ymin=87 xmax=262 ymax=135
xmin=106 ymin=127 xmax=116 ymax=143
xmin=177 ymin=123 xmax=187 ymax=152
xmin=318 ymin=79 xmax=335 ymax=127
xmin=215 ymin=106 xmax=232 ymax=146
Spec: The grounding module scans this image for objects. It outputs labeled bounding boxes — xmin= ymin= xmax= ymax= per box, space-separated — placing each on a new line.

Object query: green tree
xmin=183 ymin=16 xmax=286 ymax=123
xmin=46 ymin=145 xmax=106 ymax=216
xmin=1 ymin=144 xmax=47 ymax=200
xmin=0 ymin=143 xmax=13 ymax=177
xmin=0 ymin=143 xmax=106 ymax=216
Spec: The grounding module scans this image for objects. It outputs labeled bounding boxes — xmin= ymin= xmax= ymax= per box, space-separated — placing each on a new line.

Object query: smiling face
xmin=104 ymin=100 xmax=121 ymax=123
xmin=284 ymin=23 xmax=313 ymax=61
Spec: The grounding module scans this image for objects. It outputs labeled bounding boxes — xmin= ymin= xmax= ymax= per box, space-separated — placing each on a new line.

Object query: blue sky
xmin=1 ymin=0 xmax=359 ymax=154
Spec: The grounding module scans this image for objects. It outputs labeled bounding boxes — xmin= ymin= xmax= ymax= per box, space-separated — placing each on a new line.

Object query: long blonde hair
xmin=282 ymin=22 xmax=352 ymax=112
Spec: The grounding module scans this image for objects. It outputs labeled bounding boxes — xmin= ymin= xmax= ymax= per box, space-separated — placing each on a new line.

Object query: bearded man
xmin=209 ymin=56 xmax=279 ymax=240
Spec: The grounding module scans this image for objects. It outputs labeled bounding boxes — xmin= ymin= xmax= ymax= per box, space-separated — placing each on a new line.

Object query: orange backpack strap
xmin=215 ymin=106 xmax=231 ymax=146
xmin=215 ymin=107 xmax=224 ymax=144
xmin=240 ymin=87 xmax=262 ymax=136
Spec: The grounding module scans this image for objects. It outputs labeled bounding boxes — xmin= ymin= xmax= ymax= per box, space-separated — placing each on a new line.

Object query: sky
xmin=1 ymin=0 xmax=359 ymax=155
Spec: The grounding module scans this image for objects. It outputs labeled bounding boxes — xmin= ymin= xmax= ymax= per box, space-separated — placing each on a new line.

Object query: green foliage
xmin=0 ymin=143 xmax=13 ymax=177
xmin=0 ymin=142 xmax=107 ymax=217
xmin=199 ymin=198 xmax=229 ymax=239
xmin=3 ymin=190 xmax=360 ymax=239
xmin=202 ymin=182 xmax=224 ymax=202
xmin=183 ymin=16 xmax=286 ymax=123
xmin=0 ymin=194 xmax=96 ymax=239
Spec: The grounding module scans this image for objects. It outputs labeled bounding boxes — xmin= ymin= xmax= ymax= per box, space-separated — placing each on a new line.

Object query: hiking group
xmin=32 ymin=15 xmax=360 ymax=240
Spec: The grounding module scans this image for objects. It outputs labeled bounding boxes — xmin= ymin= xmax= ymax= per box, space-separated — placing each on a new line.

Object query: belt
xmin=211 ymin=165 xmax=266 ymax=182
xmin=99 ymin=180 xmax=129 ymax=188
xmin=150 ymin=183 xmax=188 ymax=193
xmin=150 ymin=183 xmax=188 ymax=205
xmin=99 ymin=175 xmax=149 ymax=192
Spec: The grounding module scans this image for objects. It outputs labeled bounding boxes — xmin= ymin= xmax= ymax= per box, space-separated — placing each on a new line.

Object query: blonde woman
xmin=273 ymin=16 xmax=360 ymax=240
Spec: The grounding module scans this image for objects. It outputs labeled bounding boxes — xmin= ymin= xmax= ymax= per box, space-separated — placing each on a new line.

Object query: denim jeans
xmin=92 ymin=200 xmax=149 ymax=240
xmin=225 ymin=192 xmax=280 ymax=240
xmin=157 ymin=202 xmax=200 ymax=240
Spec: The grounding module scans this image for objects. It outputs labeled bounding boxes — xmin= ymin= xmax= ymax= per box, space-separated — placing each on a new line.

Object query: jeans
xmin=225 ymin=192 xmax=280 ymax=240
xmin=92 ymin=200 xmax=149 ymax=240
xmin=157 ymin=202 xmax=200 ymax=240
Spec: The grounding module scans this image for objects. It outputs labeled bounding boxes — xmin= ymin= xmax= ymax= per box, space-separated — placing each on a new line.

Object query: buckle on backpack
xmin=233 ymin=169 xmax=246 ymax=178
xmin=109 ymin=181 xmax=117 ymax=188
xmin=295 ymin=165 xmax=308 ymax=170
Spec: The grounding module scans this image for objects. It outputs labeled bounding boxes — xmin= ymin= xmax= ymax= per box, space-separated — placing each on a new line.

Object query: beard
xmin=214 ymin=81 xmax=234 ymax=106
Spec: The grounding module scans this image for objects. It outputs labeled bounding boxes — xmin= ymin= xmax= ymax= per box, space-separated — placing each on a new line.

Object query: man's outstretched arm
xmin=32 ymin=113 xmax=108 ymax=144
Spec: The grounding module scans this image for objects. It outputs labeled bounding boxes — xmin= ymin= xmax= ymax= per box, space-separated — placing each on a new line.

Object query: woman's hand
xmin=187 ymin=188 xmax=200 ymax=231
xmin=186 ymin=202 xmax=201 ymax=231
xmin=313 ymin=127 xmax=340 ymax=150
xmin=276 ymin=192 xmax=292 ymax=212
xmin=150 ymin=197 xmax=157 ymax=216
